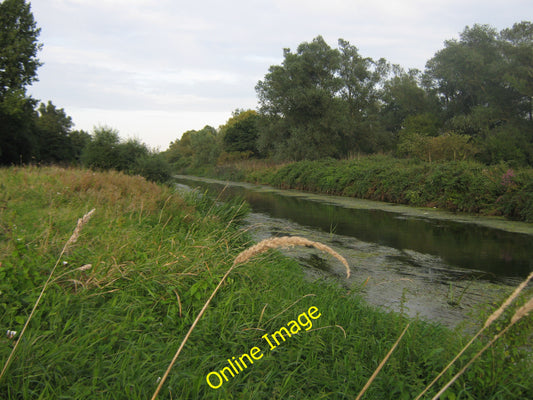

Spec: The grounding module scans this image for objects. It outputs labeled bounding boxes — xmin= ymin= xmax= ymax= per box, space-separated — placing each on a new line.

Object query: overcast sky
xmin=27 ymin=0 xmax=532 ymax=150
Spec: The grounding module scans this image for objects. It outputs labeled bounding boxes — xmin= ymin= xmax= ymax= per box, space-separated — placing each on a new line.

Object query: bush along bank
xmin=239 ymin=156 xmax=533 ymax=222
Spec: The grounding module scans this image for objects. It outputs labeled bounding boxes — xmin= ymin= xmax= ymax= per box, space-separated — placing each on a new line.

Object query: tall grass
xmin=0 ymin=166 xmax=531 ymax=399
xmin=151 ymin=236 xmax=350 ymax=399
xmin=0 ymin=209 xmax=95 ymax=381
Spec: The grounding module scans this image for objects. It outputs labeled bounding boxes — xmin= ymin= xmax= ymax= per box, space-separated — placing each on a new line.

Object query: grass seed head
xmin=233 ymin=236 xmax=351 ymax=278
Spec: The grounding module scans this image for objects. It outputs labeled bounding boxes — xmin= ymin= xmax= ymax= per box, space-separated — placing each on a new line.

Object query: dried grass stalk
xmin=65 ymin=209 xmax=96 ymax=247
xmin=0 ymin=209 xmax=95 ymax=382
xmin=414 ymin=271 xmax=533 ymax=400
xmin=483 ymin=271 xmax=533 ymax=328
xmin=432 ymin=294 xmax=533 ymax=400
xmin=355 ymin=323 xmax=410 ymax=400
xmin=511 ymin=296 xmax=533 ymax=324
xmin=151 ymin=236 xmax=351 ymax=400
xmin=234 ymin=236 xmax=350 ymax=278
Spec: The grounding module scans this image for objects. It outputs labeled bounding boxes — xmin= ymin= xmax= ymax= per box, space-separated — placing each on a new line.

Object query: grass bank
xmin=1 ymin=166 xmax=532 ymax=399
xmin=211 ymin=156 xmax=533 ymax=222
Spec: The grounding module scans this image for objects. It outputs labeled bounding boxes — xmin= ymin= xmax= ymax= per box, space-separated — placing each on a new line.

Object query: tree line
xmin=166 ymin=22 xmax=533 ymax=168
xmin=2 ymin=0 xmax=532 ymax=176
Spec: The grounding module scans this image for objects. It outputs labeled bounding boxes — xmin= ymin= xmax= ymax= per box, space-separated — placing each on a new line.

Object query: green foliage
xmin=0 ymin=0 xmax=42 ymax=96
xmin=424 ymin=22 xmax=533 ymax=165
xmin=220 ymin=109 xmax=260 ymax=156
xmin=245 ymin=156 xmax=533 ymax=221
xmin=0 ymin=90 xmax=37 ymax=164
xmin=190 ymin=125 xmax=221 ymax=168
xmin=81 ymin=126 xmax=122 ymax=170
xmin=170 ymin=23 xmax=532 ymax=168
xmin=256 ymin=36 xmax=361 ymax=160
xmin=0 ymin=2 xmax=91 ymax=167
xmin=164 ymin=125 xmax=221 ymax=172
xmin=81 ymin=127 xmax=171 ymax=183
xmin=133 ymin=153 xmax=172 ymax=184
xmin=399 ymin=131 xmax=476 ymax=162
xmin=33 ymin=101 xmax=90 ymax=164
xmin=380 ymin=68 xmax=441 ymax=134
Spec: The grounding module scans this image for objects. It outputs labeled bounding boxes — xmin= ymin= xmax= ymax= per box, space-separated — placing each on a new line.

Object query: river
xmin=174 ymin=175 xmax=533 ymax=329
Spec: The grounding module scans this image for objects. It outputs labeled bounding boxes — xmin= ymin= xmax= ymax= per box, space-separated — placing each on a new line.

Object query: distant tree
xmin=499 ymin=21 xmax=533 ymax=121
xmin=164 ymin=126 xmax=221 ymax=170
xmin=380 ymin=67 xmax=441 ymax=135
xmin=34 ymin=101 xmax=75 ymax=163
xmin=164 ymin=130 xmax=196 ymax=170
xmin=116 ymin=138 xmax=149 ymax=172
xmin=220 ymin=109 xmax=260 ymax=156
xmin=0 ymin=0 xmax=42 ymax=96
xmin=397 ymin=113 xmax=442 ymax=161
xmin=0 ymin=0 xmax=42 ymax=165
xmin=424 ymin=24 xmax=503 ymax=118
xmin=81 ymin=126 xmax=171 ymax=181
xmin=133 ymin=152 xmax=172 ymax=183
xmin=0 ymin=90 xmax=36 ymax=164
xmin=81 ymin=126 xmax=121 ymax=170
xmin=256 ymin=36 xmax=395 ymax=159
xmin=190 ymin=125 xmax=221 ymax=168
xmin=68 ymin=129 xmax=91 ymax=163
xmin=256 ymin=36 xmax=345 ymax=160
xmin=424 ymin=22 xmax=533 ymax=165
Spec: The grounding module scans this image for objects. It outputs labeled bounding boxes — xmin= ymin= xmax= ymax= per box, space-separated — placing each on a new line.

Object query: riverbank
xmin=206 ymin=155 xmax=533 ymax=222
xmin=1 ymin=166 xmax=532 ymax=399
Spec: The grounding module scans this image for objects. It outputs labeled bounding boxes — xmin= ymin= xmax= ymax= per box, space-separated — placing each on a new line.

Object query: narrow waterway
xmin=174 ymin=175 xmax=533 ymax=329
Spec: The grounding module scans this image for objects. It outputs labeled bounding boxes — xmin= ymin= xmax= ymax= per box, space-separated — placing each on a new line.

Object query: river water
xmin=174 ymin=175 xmax=533 ymax=329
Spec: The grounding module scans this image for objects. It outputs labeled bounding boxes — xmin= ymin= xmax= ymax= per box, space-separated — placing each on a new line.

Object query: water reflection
xmin=176 ymin=178 xmax=532 ymax=280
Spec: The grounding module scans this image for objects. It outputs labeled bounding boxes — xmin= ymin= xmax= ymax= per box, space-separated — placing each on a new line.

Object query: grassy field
xmin=0 ymin=166 xmax=531 ymax=399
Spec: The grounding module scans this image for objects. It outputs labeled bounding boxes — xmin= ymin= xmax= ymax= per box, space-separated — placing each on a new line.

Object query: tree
xmin=337 ymin=39 xmax=391 ymax=153
xmin=34 ymin=101 xmax=75 ymax=163
xmin=424 ymin=22 xmax=533 ymax=165
xmin=220 ymin=109 xmax=260 ymax=156
xmin=425 ymin=25 xmax=499 ymax=117
xmin=116 ymin=138 xmax=149 ymax=172
xmin=190 ymin=125 xmax=220 ymax=168
xmin=500 ymin=21 xmax=533 ymax=121
xmin=81 ymin=126 xmax=122 ymax=170
xmin=0 ymin=0 xmax=42 ymax=96
xmin=164 ymin=130 xmax=194 ymax=168
xmin=0 ymin=0 xmax=41 ymax=165
xmin=380 ymin=67 xmax=441 ymax=134
xmin=256 ymin=36 xmax=345 ymax=160
xmin=164 ymin=126 xmax=221 ymax=170
xmin=0 ymin=89 xmax=36 ymax=164
xmin=255 ymin=36 xmax=396 ymax=160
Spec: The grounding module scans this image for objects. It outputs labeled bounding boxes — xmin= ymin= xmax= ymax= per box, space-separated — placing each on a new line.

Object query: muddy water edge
xmin=173 ymin=175 xmax=533 ymax=330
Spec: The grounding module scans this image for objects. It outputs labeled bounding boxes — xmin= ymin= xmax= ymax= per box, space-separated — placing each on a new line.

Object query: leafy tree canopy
xmin=220 ymin=109 xmax=260 ymax=156
xmin=0 ymin=0 xmax=42 ymax=96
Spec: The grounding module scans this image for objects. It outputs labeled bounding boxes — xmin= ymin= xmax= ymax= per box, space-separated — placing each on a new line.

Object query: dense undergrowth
xmin=0 ymin=166 xmax=531 ymax=399
xmin=211 ymin=156 xmax=533 ymax=222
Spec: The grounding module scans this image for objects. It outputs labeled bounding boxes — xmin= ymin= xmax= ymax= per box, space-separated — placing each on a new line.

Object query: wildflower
xmin=501 ymin=169 xmax=515 ymax=187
